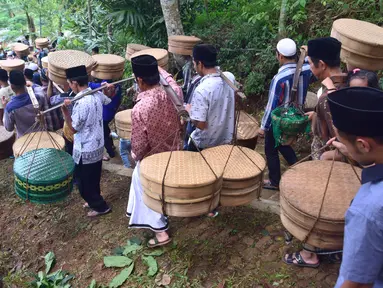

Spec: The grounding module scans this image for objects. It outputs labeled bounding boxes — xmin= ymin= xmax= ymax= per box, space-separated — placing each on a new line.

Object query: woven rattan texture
xmin=48 ymin=50 xmax=96 ymax=71
xmin=35 ymin=38 xmax=49 ymax=45
xmin=13 ymin=43 xmax=29 ymax=52
xmin=13 ymin=132 xmax=65 ymax=157
xmin=92 ymin=54 xmax=125 ymax=68
xmin=41 ymin=57 xmax=49 ymax=68
xmin=237 ymin=111 xmax=259 ymax=140
xmin=115 ymin=109 xmax=132 ymax=125
xmin=280 ymin=161 xmax=361 ymax=221
xmin=140 ymin=151 xmax=221 ymax=188
xmin=168 ymin=35 xmax=202 ymax=43
xmin=1 ymin=59 xmax=25 ymax=70
xmin=201 ymin=145 xmax=266 ymax=181
xmin=130 ymin=49 xmax=168 ymax=65
xmin=333 ymin=19 xmax=383 ymax=46
xmin=0 ymin=126 xmax=14 ymax=142
xmin=14 ymin=148 xmax=75 ymax=185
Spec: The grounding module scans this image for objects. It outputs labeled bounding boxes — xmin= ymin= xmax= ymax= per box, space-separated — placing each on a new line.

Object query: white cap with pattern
xmin=277 ymin=38 xmax=297 ymax=57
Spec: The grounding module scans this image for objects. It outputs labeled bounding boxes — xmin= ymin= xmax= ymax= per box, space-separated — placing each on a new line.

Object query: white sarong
xmin=126 ymin=161 xmax=168 ymax=232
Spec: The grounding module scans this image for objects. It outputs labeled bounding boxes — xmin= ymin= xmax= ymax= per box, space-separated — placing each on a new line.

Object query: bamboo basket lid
xmin=35 ymin=38 xmax=49 ymax=48
xmin=115 ymin=109 xmax=132 ymax=125
xmin=201 ymin=145 xmax=266 ymax=181
xmin=0 ymin=126 xmax=14 ymax=142
xmin=331 ymin=19 xmax=383 ymax=59
xmin=91 ymin=71 xmax=124 ymax=80
xmin=41 ymin=56 xmax=49 ymax=69
xmin=130 ymin=48 xmax=169 ymax=68
xmin=92 ymin=54 xmax=125 ymax=69
xmin=140 ymin=151 xmax=221 ymax=188
xmin=48 ymin=50 xmax=96 ymax=77
xmin=237 ymin=111 xmax=259 ymax=140
xmin=340 ymin=48 xmax=383 ymax=71
xmin=1 ymin=59 xmax=25 ymax=72
xmin=13 ymin=132 xmax=65 ymax=158
xmin=280 ymin=161 xmax=361 ymax=221
xmin=168 ymin=35 xmax=202 ymax=55
xmin=12 ymin=43 xmax=29 ymax=53
xmin=126 ymin=43 xmax=151 ymax=60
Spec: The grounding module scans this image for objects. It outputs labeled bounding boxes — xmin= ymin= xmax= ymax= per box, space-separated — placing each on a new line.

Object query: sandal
xmin=103 ymin=155 xmax=110 ymax=161
xmin=147 ymin=237 xmax=172 ymax=248
xmin=263 ymin=180 xmax=279 ymax=191
xmin=283 ymin=252 xmax=320 ymax=268
xmin=83 ymin=202 xmax=90 ymax=209
xmin=207 ymin=211 xmax=219 ymax=218
xmin=87 ymin=208 xmax=111 ymax=217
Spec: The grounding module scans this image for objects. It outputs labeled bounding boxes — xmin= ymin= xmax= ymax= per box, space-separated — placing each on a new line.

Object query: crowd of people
xmin=0 ymin=33 xmax=382 ymax=287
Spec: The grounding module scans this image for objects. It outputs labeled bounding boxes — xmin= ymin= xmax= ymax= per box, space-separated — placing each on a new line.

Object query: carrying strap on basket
xmin=290 ymin=48 xmax=307 ymax=106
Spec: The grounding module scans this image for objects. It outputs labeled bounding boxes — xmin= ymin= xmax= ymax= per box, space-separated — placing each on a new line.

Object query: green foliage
xmin=108 ymin=264 xmax=134 ymax=288
xmin=141 ymin=256 xmax=158 ymax=277
xmin=103 ymin=256 xmax=133 ymax=268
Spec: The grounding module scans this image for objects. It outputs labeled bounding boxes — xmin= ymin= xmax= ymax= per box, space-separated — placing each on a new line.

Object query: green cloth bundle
xmin=271 ymin=106 xmax=310 ymax=147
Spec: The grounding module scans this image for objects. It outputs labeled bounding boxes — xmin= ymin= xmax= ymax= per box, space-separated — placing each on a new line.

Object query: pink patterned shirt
xmin=131 ymin=70 xmax=183 ymax=161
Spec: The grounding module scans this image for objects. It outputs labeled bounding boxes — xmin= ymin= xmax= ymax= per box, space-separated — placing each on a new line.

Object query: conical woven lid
xmin=35 ymin=38 xmax=49 ymax=44
xmin=130 ymin=48 xmax=168 ymax=62
xmin=92 ymin=54 xmax=125 ymax=69
xmin=140 ymin=151 xmax=221 ymax=188
xmin=168 ymin=35 xmax=202 ymax=44
xmin=0 ymin=126 xmax=14 ymax=142
xmin=12 ymin=43 xmax=29 ymax=52
xmin=115 ymin=109 xmax=132 ymax=125
xmin=237 ymin=111 xmax=259 ymax=140
xmin=280 ymin=161 xmax=361 ymax=221
xmin=13 ymin=132 xmax=65 ymax=157
xmin=202 ymin=145 xmax=265 ymax=181
xmin=127 ymin=43 xmax=151 ymax=52
xmin=1 ymin=59 xmax=25 ymax=70
xmin=48 ymin=50 xmax=96 ymax=76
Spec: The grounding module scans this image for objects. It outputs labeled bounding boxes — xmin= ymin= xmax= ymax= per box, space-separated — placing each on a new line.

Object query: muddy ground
xmin=0 ymin=148 xmax=339 ymax=287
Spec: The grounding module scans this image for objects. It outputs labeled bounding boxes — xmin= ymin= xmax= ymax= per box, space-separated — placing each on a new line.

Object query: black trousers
xmin=75 ymin=158 xmax=109 ymax=212
xmin=64 ymin=137 xmax=73 ymax=156
xmin=103 ymin=120 xmax=115 ymax=158
xmin=265 ymin=127 xmax=297 ymax=187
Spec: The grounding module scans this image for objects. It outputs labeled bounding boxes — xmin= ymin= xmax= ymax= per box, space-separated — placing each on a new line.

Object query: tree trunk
xmin=160 ymin=0 xmax=184 ymax=36
xmin=278 ymin=0 xmax=288 ymax=39
xmin=87 ymin=0 xmax=92 ymax=38
xmin=26 ymin=12 xmax=36 ymax=43
xmin=58 ymin=17 xmax=62 ymax=33
xmin=107 ymin=23 xmax=113 ymax=53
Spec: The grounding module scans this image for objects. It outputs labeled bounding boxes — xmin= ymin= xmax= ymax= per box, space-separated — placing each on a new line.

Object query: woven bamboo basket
xmin=1 ymin=59 xmax=25 ymax=72
xmin=48 ymin=50 xmax=96 ymax=85
xmin=202 ymin=145 xmax=266 ymax=206
xmin=0 ymin=126 xmax=15 ymax=160
xmin=125 ymin=44 xmax=151 ymax=60
xmin=13 ymin=132 xmax=65 ymax=158
xmin=236 ymin=111 xmax=259 ymax=149
xmin=130 ymin=49 xmax=169 ymax=71
xmin=331 ymin=18 xmax=383 ymax=70
xmin=13 ymin=148 xmax=75 ymax=204
xmin=304 ymin=91 xmax=318 ymax=112
xmin=168 ymin=35 xmax=202 ymax=56
xmin=115 ymin=109 xmax=132 ymax=139
xmin=141 ymin=151 xmax=223 ymax=217
xmin=92 ymin=54 xmax=125 ymax=80
xmin=35 ymin=38 xmax=49 ymax=49
xmin=41 ymin=56 xmax=49 ymax=69
xmin=12 ymin=43 xmax=29 ymax=57
xmin=280 ymin=161 xmax=362 ymax=249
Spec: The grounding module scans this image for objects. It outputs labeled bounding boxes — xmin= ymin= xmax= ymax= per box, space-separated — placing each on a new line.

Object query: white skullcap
xmin=27 ymin=63 xmax=38 ymax=71
xmin=277 ymin=38 xmax=297 ymax=57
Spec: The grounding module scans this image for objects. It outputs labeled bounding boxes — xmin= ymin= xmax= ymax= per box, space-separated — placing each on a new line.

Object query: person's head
xmin=192 ymin=44 xmax=218 ymax=76
xmin=0 ymin=69 xmax=8 ymax=85
xmin=328 ymin=87 xmax=383 ymax=166
xmin=91 ymin=46 xmax=99 ymax=55
xmin=307 ymin=37 xmax=341 ymax=81
xmin=9 ymin=70 xmax=26 ymax=93
xmin=17 ymin=40 xmax=21 ymax=43
xmin=131 ymin=55 xmax=160 ymax=92
xmin=24 ymin=68 xmax=34 ymax=81
xmin=276 ymin=38 xmax=297 ymax=65
xmin=65 ymin=65 xmax=89 ymax=93
xmin=27 ymin=62 xmax=38 ymax=72
xmin=347 ymin=69 xmax=380 ymax=89
xmin=40 ymin=68 xmax=49 ymax=84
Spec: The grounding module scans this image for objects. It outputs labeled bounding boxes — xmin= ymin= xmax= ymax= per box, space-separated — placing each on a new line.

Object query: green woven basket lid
xmin=14 ymin=148 xmax=75 ymax=186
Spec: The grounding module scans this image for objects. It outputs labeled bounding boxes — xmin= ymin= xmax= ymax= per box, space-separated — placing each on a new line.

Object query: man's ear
xmin=356 ymin=138 xmax=372 ymax=154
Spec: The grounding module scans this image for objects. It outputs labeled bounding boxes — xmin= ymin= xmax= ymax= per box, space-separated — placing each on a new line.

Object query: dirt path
xmin=0 ymin=158 xmax=339 ymax=287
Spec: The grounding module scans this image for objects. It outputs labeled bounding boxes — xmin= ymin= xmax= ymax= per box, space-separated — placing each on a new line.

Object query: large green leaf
xmin=122 ymin=243 xmax=142 ymax=256
xmin=108 ymin=263 xmax=134 ymax=288
xmin=142 ymin=256 xmax=158 ymax=277
xmin=45 ymin=252 xmax=56 ymax=274
xmin=89 ymin=279 xmax=97 ymax=288
xmin=104 ymin=256 xmax=133 ymax=268
xmin=143 ymin=249 xmax=164 ymax=257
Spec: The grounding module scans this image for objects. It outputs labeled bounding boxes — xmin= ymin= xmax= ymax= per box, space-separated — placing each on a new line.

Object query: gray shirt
xmin=335 ymin=164 xmax=383 ymax=287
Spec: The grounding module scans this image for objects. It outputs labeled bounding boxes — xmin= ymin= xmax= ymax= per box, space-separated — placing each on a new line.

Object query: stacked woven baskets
xmin=35 ymin=38 xmax=49 ymax=49
xmin=130 ymin=49 xmax=169 ymax=71
xmin=280 ymin=161 xmax=361 ymax=249
xmin=92 ymin=54 xmax=125 ymax=80
xmin=41 ymin=56 xmax=49 ymax=69
xmin=141 ymin=151 xmax=223 ymax=217
xmin=331 ymin=18 xmax=383 ymax=71
xmin=236 ymin=111 xmax=259 ymax=149
xmin=0 ymin=126 xmax=15 ymax=160
xmin=48 ymin=50 xmax=96 ymax=85
xmin=13 ymin=132 xmax=65 ymax=158
xmin=202 ymin=145 xmax=266 ymax=206
xmin=115 ymin=109 xmax=132 ymax=139
xmin=168 ymin=35 xmax=202 ymax=55
xmin=125 ymin=44 xmax=151 ymax=60
xmin=12 ymin=43 xmax=29 ymax=57
xmin=1 ymin=59 xmax=25 ymax=72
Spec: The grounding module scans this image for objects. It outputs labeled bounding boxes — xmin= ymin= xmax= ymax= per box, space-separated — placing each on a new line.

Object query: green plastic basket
xmin=13 ymin=148 xmax=75 ymax=204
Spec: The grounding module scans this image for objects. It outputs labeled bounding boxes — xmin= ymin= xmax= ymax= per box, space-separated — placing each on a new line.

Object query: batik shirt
xmin=131 ymin=69 xmax=183 ymax=161
xmin=72 ymin=88 xmax=111 ymax=164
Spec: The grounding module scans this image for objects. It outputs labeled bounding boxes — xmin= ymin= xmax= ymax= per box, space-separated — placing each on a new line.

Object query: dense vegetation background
xmin=0 ymin=0 xmax=382 ymax=98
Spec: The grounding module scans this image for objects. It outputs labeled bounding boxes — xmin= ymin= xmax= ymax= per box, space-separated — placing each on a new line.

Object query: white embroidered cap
xmin=27 ymin=63 xmax=39 ymax=71
xmin=277 ymin=38 xmax=297 ymax=57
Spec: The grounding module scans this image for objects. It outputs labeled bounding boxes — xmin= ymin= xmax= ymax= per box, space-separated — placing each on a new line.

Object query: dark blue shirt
xmin=335 ymin=164 xmax=383 ymax=287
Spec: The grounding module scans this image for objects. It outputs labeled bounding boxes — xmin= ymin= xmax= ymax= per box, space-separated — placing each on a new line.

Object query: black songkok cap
xmin=308 ymin=37 xmax=341 ymax=63
xmin=65 ymin=65 xmax=87 ymax=79
xmin=131 ymin=55 xmax=159 ymax=78
xmin=9 ymin=70 xmax=26 ymax=86
xmin=24 ymin=68 xmax=34 ymax=80
xmin=328 ymin=87 xmax=383 ymax=137
xmin=193 ymin=44 xmax=217 ymax=67
xmin=0 ymin=69 xmax=8 ymax=81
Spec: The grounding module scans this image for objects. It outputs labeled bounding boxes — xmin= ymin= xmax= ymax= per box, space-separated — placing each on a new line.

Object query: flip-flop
xmin=283 ymin=252 xmax=320 ymax=268
xmin=87 ymin=208 xmax=111 ymax=217
xmin=207 ymin=211 xmax=219 ymax=218
xmin=263 ymin=180 xmax=279 ymax=191
xmin=83 ymin=202 xmax=90 ymax=209
xmin=147 ymin=237 xmax=172 ymax=248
